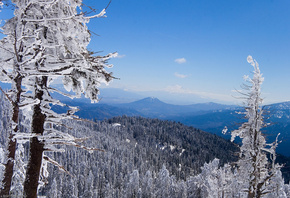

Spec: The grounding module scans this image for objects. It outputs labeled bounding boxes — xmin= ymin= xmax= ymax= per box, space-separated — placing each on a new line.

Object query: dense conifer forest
xmin=37 ymin=116 xmax=239 ymax=197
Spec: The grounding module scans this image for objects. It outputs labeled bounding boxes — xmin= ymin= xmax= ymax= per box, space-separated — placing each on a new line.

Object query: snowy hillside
xmin=36 ymin=116 xmax=239 ymax=197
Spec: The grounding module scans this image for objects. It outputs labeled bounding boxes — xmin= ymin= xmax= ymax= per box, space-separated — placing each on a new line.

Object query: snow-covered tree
xmin=0 ymin=1 xmax=32 ymax=194
xmin=125 ymin=169 xmax=141 ymax=198
xmin=189 ymin=158 xmax=235 ymax=198
xmin=0 ymin=0 xmax=116 ymax=197
xmin=141 ymin=170 xmax=154 ymax=197
xmin=284 ymin=184 xmax=290 ymax=197
xmin=83 ymin=170 xmax=95 ymax=197
xmin=155 ymin=165 xmax=172 ymax=198
xmin=231 ymin=55 xmax=284 ymax=197
xmin=48 ymin=178 xmax=58 ymax=198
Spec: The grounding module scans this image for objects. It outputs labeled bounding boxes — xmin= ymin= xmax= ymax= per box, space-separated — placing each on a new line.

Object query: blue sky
xmin=1 ymin=0 xmax=290 ymax=104
xmin=84 ymin=0 xmax=290 ymax=104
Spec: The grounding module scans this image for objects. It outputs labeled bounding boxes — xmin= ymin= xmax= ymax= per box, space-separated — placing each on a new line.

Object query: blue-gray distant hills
xmin=53 ymin=96 xmax=290 ymax=157
xmin=57 ymin=97 xmax=236 ymax=120
xmin=112 ymin=97 xmax=237 ymax=118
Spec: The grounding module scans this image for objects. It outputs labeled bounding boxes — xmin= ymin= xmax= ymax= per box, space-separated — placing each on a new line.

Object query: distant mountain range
xmin=113 ymin=97 xmax=236 ymax=118
xmin=53 ymin=95 xmax=290 ymax=157
xmin=54 ymin=97 xmax=236 ymax=120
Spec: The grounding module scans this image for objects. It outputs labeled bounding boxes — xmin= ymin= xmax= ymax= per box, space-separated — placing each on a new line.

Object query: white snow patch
xmin=276 ymin=111 xmax=283 ymax=119
xmin=179 ymin=149 xmax=185 ymax=156
xmin=222 ymin=126 xmax=228 ymax=135
xmin=161 ymin=145 xmax=166 ymax=150
xmin=112 ymin=123 xmax=121 ymax=127
xmin=169 ymin=145 xmax=176 ymax=151
xmin=126 ymin=139 xmax=130 ymax=143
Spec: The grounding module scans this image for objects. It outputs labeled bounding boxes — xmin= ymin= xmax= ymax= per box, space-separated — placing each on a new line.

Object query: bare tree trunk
xmin=0 ymin=75 xmax=22 ymax=197
xmin=248 ymin=192 xmax=255 ymax=198
xmin=23 ymin=77 xmax=47 ymax=198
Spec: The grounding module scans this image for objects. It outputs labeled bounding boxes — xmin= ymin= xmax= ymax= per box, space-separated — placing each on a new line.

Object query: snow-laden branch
xmin=47 ymin=87 xmax=78 ymax=99
xmin=0 ymin=86 xmax=13 ymax=104
xmin=12 ymin=132 xmax=40 ymax=143
xmin=84 ymin=8 xmax=107 ymax=19
xmin=21 ymin=1 xmax=109 ymax=23
xmin=42 ymin=155 xmax=72 ymax=177
xmin=18 ymin=98 xmax=40 ymax=108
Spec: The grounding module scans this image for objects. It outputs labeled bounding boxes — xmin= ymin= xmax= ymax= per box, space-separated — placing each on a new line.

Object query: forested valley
xmin=0 ymin=95 xmax=240 ymax=197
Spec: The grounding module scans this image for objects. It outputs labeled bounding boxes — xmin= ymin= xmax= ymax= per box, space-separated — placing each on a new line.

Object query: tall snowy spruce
xmin=0 ymin=0 xmax=115 ymax=197
xmin=231 ymin=56 xmax=285 ymax=197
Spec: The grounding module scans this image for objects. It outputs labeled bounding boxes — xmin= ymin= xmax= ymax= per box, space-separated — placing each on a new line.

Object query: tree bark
xmin=0 ymin=75 xmax=22 ymax=197
xmin=23 ymin=77 xmax=47 ymax=198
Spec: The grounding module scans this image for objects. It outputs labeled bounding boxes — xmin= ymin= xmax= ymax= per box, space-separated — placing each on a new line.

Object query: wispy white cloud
xmin=164 ymin=85 xmax=194 ymax=94
xmin=174 ymin=58 xmax=186 ymax=64
xmin=174 ymin=72 xmax=188 ymax=78
xmin=164 ymin=85 xmax=234 ymax=102
xmin=115 ymin=54 xmax=126 ymax=58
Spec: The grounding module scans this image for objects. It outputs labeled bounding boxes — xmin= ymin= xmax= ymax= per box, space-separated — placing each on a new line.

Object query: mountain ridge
xmin=111 ymin=97 xmax=237 ymax=118
xmin=52 ymin=95 xmax=290 ymax=156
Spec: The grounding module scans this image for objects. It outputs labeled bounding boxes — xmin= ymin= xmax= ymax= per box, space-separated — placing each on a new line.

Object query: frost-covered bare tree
xmin=0 ymin=0 xmax=115 ymax=197
xmin=0 ymin=4 xmax=29 ymax=196
xmin=231 ymin=56 xmax=285 ymax=197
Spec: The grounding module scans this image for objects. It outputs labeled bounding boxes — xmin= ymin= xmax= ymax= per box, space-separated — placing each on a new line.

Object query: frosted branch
xmin=0 ymin=86 xmax=13 ymax=104
xmin=43 ymin=155 xmax=73 ymax=177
